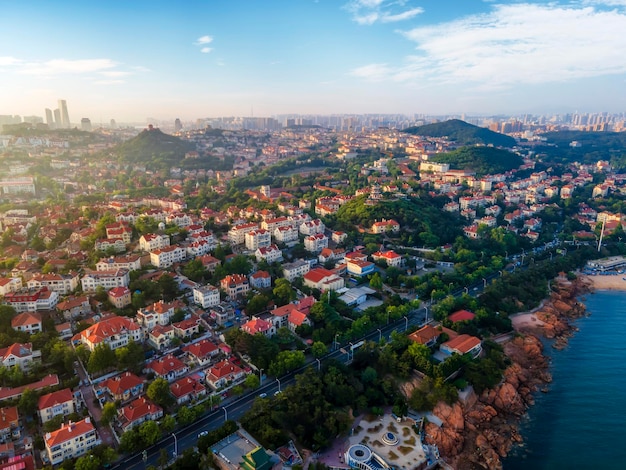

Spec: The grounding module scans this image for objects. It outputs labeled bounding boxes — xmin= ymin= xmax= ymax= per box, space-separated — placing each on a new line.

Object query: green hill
xmin=428 ymin=146 xmax=523 ymax=175
xmin=403 ymin=119 xmax=516 ymax=147
xmin=111 ymin=127 xmax=196 ymax=168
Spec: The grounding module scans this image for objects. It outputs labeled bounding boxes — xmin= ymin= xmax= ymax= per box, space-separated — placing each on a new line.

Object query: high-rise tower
xmin=45 ymin=108 xmax=54 ymax=129
xmin=58 ymin=99 xmax=70 ymax=128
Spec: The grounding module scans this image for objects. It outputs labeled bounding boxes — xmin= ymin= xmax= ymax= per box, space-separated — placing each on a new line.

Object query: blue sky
xmin=2 ymin=0 xmax=626 ymax=123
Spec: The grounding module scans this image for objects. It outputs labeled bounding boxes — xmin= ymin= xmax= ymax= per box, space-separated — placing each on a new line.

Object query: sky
xmin=2 ymin=0 xmax=626 ymax=123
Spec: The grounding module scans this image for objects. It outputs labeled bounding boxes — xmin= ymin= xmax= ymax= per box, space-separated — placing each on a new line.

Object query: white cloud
xmin=353 ymin=3 xmax=626 ymax=87
xmin=345 ymin=0 xmax=422 ymax=25
xmin=195 ymin=35 xmax=213 ymax=45
xmin=0 ymin=56 xmax=21 ymax=66
xmin=99 ymin=71 xmax=131 ymax=78
xmin=200 ymin=47 xmax=213 ymax=54
xmin=94 ymin=79 xmax=125 ymax=85
xmin=18 ymin=58 xmax=118 ymax=76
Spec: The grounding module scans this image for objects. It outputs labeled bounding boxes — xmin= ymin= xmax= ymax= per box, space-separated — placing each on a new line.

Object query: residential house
xmin=282 ymin=260 xmax=310 ymax=282
xmin=0 ymin=343 xmax=41 ymax=371
xmin=80 ymin=269 xmax=130 ymax=292
xmin=95 ymin=238 xmax=126 ymax=253
xmin=56 ymin=296 xmax=90 ymax=320
xmin=346 ymin=259 xmax=375 ymax=277
xmin=273 ymin=225 xmax=298 ymax=243
xmin=299 ymin=219 xmax=325 ymax=236
xmin=117 ymin=397 xmax=163 ymax=431
xmin=205 ymin=359 xmax=245 ymax=389
xmin=440 ymin=334 xmax=482 ymax=358
xmin=303 ymin=268 xmax=345 ymax=292
xmin=448 ymin=310 xmax=476 ymax=323
xmin=139 ymin=234 xmax=170 ymax=253
xmin=72 ymin=315 xmax=142 ymax=352
xmin=170 ymin=376 xmax=207 ymax=405
xmin=371 ymin=219 xmax=400 ymax=234
xmin=331 ymin=231 xmax=348 ymax=244
xmin=245 ymin=230 xmax=271 ymax=251
xmin=96 ymin=254 xmax=142 ymax=272
xmin=220 ymin=274 xmax=250 ymax=298
xmin=44 ymin=418 xmax=100 ymax=466
xmin=136 ymin=300 xmax=181 ymax=329
xmin=193 ymin=285 xmax=220 ymax=309
xmin=255 ymin=244 xmax=283 ymax=263
xmin=105 ymin=222 xmax=132 ymax=244
xmin=198 ymin=254 xmax=221 ymax=272
xmin=11 ymin=311 xmax=42 ymax=334
xmin=3 ymin=288 xmax=58 ymax=312
xmin=408 ymin=325 xmax=441 ymax=347
xmin=150 ymin=245 xmax=186 ymax=268
xmin=182 ymin=340 xmax=219 ymax=367
xmin=172 ymin=317 xmax=201 ymax=339
xmin=38 ymin=389 xmax=75 ymax=424
xmin=0 ymin=278 xmax=22 ymax=297
xmin=107 ymin=287 xmax=130 ymax=309
xmin=99 ymin=372 xmax=144 ymax=402
xmin=228 ymin=223 xmax=259 ymax=245
xmin=0 ymin=407 xmax=19 ymax=442
xmin=241 ymin=317 xmax=275 ymax=337
xmin=145 ymin=355 xmax=189 ymax=382
xmin=55 ymin=322 xmax=73 ymax=340
xmin=148 ymin=325 xmax=175 ymax=350
xmin=371 ymin=250 xmax=402 ymax=267
xmin=249 ymin=271 xmax=271 ymax=290
xmin=304 ymin=233 xmax=328 ymax=253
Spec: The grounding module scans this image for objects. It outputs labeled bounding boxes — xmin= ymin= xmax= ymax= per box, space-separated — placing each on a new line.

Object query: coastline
xmin=425 ymin=274 xmax=592 ymax=470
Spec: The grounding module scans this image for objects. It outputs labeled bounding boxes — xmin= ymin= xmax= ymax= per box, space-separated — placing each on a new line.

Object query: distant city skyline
xmin=2 ymin=0 xmax=626 ymax=122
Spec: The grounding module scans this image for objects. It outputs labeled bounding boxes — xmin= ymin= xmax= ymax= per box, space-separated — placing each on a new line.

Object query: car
xmin=259 ymin=393 xmax=267 ymax=398
xmin=198 ymin=431 xmax=208 ymax=438
xmin=274 ymin=390 xmax=282 ymax=396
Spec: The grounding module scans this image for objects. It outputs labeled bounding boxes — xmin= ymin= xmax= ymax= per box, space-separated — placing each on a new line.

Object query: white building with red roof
xmin=304 ymin=233 xmax=328 ymax=253
xmin=299 ymin=219 xmax=325 ymax=236
xmin=148 ymin=324 xmax=175 ymax=350
xmin=182 ymin=339 xmax=219 ymax=366
xmin=26 ymin=272 xmax=79 ymax=295
xmin=145 ymin=354 xmax=189 ymax=382
xmin=206 ymin=359 xmax=245 ymax=389
xmin=11 ymin=311 xmax=42 ymax=334
xmin=0 ymin=277 xmax=22 ymax=296
xmin=108 ymin=286 xmax=131 ymax=309
xmin=440 ymin=334 xmax=482 ymax=358
xmin=172 ymin=317 xmax=201 ymax=339
xmin=44 ymin=418 xmax=100 ymax=466
xmin=241 ymin=317 xmax=275 ymax=337
xmin=245 ymin=229 xmax=271 ymax=251
xmin=371 ymin=219 xmax=400 ymax=234
xmin=72 ymin=315 xmax=142 ymax=352
xmin=220 ymin=274 xmax=250 ymax=298
xmin=249 ymin=270 xmax=272 ymax=289
xmin=118 ymin=396 xmax=163 ymax=431
xmin=303 ymin=268 xmax=345 ymax=292
xmin=150 ymin=245 xmax=186 ymax=268
xmin=228 ymin=222 xmax=259 ymax=245
xmin=99 ymin=372 xmax=145 ymax=402
xmin=170 ymin=376 xmax=207 ymax=405
xmin=255 ymin=244 xmax=283 ymax=263
xmin=3 ymin=287 xmax=58 ymax=312
xmin=136 ymin=300 xmax=181 ymax=330
xmin=139 ymin=233 xmax=170 ymax=252
xmin=80 ymin=269 xmax=130 ymax=292
xmin=273 ymin=225 xmax=299 ymax=243
xmin=38 ymin=388 xmax=75 ymax=423
xmin=0 ymin=343 xmax=41 ymax=371
xmin=371 ymin=250 xmax=402 ymax=267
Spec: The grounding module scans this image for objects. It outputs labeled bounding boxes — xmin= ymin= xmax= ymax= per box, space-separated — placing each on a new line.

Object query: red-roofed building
xmin=0 ymin=374 xmax=59 ymax=402
xmin=0 ymin=343 xmax=41 ymax=371
xmin=0 ymin=407 xmax=19 ymax=442
xmin=220 ymin=274 xmax=250 ymax=298
xmin=206 ymin=360 xmax=245 ymax=389
xmin=145 ymin=355 xmax=189 ymax=382
xmin=38 ymin=388 xmax=75 ymax=424
xmin=0 ymin=454 xmax=35 ymax=470
xmin=170 ymin=376 xmax=207 ymax=405
xmin=99 ymin=372 xmax=144 ymax=402
xmin=172 ymin=317 xmax=201 ymax=339
xmin=371 ymin=250 xmax=403 ymax=267
xmin=303 ymin=268 xmax=345 ymax=292
xmin=241 ymin=317 xmax=275 ymax=337
xmin=10 ymin=311 xmax=42 ymax=334
xmin=408 ymin=325 xmax=441 ymax=348
xmin=448 ymin=310 xmax=476 ymax=323
xmin=72 ymin=315 xmax=142 ymax=352
xmin=148 ymin=324 xmax=175 ymax=350
xmin=249 ymin=270 xmax=272 ymax=289
xmin=44 ymin=418 xmax=100 ymax=465
xmin=371 ymin=219 xmax=400 ymax=234
xmin=108 ymin=286 xmax=131 ymax=309
xmin=183 ymin=339 xmax=219 ymax=367
xmin=441 ymin=334 xmax=482 ymax=358
xmin=118 ymin=396 xmax=163 ymax=431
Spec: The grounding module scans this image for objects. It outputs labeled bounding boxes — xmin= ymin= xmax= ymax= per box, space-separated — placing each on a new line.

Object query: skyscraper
xmin=174 ymin=118 xmax=182 ymax=132
xmin=53 ymin=109 xmax=61 ymax=127
xmin=80 ymin=118 xmax=92 ymax=131
xmin=58 ymin=99 xmax=70 ymax=128
xmin=45 ymin=108 xmax=54 ymax=129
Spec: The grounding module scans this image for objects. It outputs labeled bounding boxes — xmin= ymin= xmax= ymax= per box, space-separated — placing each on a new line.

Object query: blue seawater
xmin=504 ymin=290 xmax=626 ymax=470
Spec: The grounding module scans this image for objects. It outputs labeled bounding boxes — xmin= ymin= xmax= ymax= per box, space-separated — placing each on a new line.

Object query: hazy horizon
xmin=3 ymin=0 xmax=626 ymax=122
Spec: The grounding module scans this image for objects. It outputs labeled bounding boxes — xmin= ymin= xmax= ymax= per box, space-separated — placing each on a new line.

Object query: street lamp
xmin=334 ymin=333 xmax=339 ymax=351
xmin=482 ymin=277 xmax=487 ymax=288
xmin=423 ymin=306 xmax=429 ymax=324
xmin=276 ymin=378 xmax=281 ymax=392
xmin=464 ymin=286 xmax=469 ymax=294
xmin=173 ymin=432 xmax=178 ymax=459
xmin=403 ymin=316 xmax=408 ymax=331
xmin=377 ymin=328 xmax=382 ymax=342
xmin=223 ymin=407 xmax=228 ymax=422
xmin=448 ymin=282 xmax=454 ymax=292
xmin=316 ymin=358 xmax=321 ymax=371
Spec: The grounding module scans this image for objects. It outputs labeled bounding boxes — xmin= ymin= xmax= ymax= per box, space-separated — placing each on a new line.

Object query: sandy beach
xmin=582 ymin=273 xmax=626 ymax=291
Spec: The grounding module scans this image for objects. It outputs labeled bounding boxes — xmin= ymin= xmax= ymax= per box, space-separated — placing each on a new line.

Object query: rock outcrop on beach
xmin=424 ymin=277 xmax=589 ymax=470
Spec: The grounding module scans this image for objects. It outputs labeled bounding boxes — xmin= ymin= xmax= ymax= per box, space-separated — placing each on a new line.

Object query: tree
xmin=115 ymin=340 xmax=145 ymax=374
xmin=158 ymin=275 xmax=180 ymax=302
xmin=18 ymin=388 xmax=38 ymax=417
xmin=160 ymin=414 xmax=176 ymax=433
xmin=146 ymin=378 xmax=174 ymax=408
xmin=177 ymin=405 xmax=196 ymax=426
xmin=369 ymin=272 xmax=383 ymax=290
xmin=158 ymin=448 xmax=169 ymax=470
xmin=101 ymin=402 xmax=117 ymax=426
xmin=139 ymin=420 xmax=161 ymax=447
xmin=311 ymin=341 xmax=328 ymax=358
xmin=182 ymin=259 xmax=208 ymax=282
xmin=87 ymin=343 xmax=116 ymax=374
xmin=273 ymin=278 xmax=295 ymax=306
xmin=244 ymin=373 xmax=260 ymax=389
xmin=75 ymin=455 xmax=101 ymax=470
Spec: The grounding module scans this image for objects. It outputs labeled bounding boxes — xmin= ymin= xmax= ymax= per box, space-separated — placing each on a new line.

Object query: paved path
xmin=76 ymin=362 xmax=117 ymax=447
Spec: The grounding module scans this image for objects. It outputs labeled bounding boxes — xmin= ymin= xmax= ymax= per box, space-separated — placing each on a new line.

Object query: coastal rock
xmin=424 ymin=421 xmax=464 ymax=456
xmin=433 ymin=401 xmax=465 ymax=431
xmin=493 ymin=382 xmax=525 ymax=416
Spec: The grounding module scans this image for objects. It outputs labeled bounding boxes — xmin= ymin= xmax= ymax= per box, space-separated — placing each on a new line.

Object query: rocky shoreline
xmin=424 ymin=276 xmax=592 ymax=470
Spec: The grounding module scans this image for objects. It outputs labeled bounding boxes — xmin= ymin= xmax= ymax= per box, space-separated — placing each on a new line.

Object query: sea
xmin=503 ymin=290 xmax=626 ymax=470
